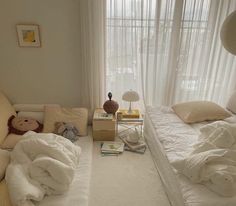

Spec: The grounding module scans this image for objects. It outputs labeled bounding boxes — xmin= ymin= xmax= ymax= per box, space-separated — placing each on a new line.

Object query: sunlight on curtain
xmin=106 ymin=0 xmax=157 ymax=108
xmin=174 ymin=0 xmax=236 ymax=104
xmin=106 ymin=0 xmax=236 ymax=107
xmin=78 ymin=0 xmax=105 ymax=112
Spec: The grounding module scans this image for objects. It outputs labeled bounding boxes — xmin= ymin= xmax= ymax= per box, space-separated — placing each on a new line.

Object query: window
xmin=106 ymin=0 xmax=236 ymax=106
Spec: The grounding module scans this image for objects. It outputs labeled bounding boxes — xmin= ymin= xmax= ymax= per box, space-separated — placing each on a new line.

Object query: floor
xmin=89 ymin=140 xmax=171 ymax=206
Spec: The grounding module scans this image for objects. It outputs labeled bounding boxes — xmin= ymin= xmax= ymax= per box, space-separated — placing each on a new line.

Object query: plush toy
xmin=54 ymin=122 xmax=79 ymax=142
xmin=8 ymin=115 xmax=43 ymax=135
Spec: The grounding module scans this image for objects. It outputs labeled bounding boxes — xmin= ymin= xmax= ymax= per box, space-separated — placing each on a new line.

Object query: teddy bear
xmin=8 ymin=115 xmax=43 ymax=135
xmin=54 ymin=122 xmax=79 ymax=142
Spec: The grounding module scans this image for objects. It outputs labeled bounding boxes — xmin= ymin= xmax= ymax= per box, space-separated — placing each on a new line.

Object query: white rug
xmin=89 ymin=141 xmax=170 ymax=206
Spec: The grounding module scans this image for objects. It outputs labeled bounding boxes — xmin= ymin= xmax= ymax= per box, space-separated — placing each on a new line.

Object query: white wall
xmin=0 ymin=0 xmax=82 ymax=106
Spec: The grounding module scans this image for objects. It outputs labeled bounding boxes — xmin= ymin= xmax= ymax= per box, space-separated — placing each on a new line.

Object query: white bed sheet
xmin=145 ymin=106 xmax=236 ymax=206
xmin=36 ymin=128 xmax=93 ymax=206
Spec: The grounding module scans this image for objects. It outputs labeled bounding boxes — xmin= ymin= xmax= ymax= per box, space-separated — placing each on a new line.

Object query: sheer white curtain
xmin=78 ymin=0 xmax=106 ymax=112
xmin=106 ymin=0 xmax=236 ymax=107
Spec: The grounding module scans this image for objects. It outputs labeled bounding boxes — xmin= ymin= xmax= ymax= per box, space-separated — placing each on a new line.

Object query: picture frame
xmin=16 ymin=24 xmax=41 ymax=47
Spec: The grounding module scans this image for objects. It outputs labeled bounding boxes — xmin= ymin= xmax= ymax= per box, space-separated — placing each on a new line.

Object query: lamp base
xmin=127 ymin=109 xmax=133 ymax=114
xmin=127 ymin=101 xmax=132 ymax=114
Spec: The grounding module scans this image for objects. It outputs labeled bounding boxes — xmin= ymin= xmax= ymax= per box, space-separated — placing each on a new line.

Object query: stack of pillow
xmin=1 ymin=106 xmax=88 ymax=149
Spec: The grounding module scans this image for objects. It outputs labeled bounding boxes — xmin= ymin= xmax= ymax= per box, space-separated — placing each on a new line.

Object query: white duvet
xmin=173 ymin=121 xmax=236 ymax=197
xmin=6 ymin=131 xmax=81 ymax=206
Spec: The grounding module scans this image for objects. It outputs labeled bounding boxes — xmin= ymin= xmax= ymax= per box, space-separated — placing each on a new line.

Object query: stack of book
xmin=119 ymin=134 xmax=146 ymax=154
xmin=101 ymin=141 xmax=124 ymax=156
xmin=118 ymin=109 xmax=140 ymax=118
xmin=94 ymin=112 xmax=113 ymax=120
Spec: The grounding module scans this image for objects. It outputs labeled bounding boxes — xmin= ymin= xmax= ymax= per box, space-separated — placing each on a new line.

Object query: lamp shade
xmin=122 ymin=90 xmax=139 ymax=102
xmin=221 ymin=10 xmax=236 ymax=55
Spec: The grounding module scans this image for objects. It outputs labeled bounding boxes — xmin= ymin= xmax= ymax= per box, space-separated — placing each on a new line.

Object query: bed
xmin=0 ymin=92 xmax=93 ymax=206
xmin=144 ymin=105 xmax=236 ymax=206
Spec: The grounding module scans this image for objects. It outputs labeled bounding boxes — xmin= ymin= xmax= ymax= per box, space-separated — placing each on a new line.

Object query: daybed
xmin=144 ymin=104 xmax=236 ymax=206
xmin=0 ymin=92 xmax=93 ymax=206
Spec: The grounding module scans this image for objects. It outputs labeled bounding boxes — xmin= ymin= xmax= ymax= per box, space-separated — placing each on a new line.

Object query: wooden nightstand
xmin=92 ymin=108 xmax=116 ymax=141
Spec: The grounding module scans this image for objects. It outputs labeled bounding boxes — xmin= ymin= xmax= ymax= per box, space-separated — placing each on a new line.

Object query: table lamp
xmin=122 ymin=90 xmax=139 ymax=114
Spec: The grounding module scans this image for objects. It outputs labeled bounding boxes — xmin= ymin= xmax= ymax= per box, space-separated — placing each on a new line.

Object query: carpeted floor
xmin=89 ymin=141 xmax=171 ymax=206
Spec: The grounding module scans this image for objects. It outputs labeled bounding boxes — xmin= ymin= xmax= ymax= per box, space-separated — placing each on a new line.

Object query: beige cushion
xmin=172 ymin=101 xmax=231 ymax=123
xmin=1 ymin=134 xmax=23 ymax=149
xmin=13 ymin=104 xmax=60 ymax=112
xmin=43 ymin=106 xmax=88 ymax=136
xmin=0 ymin=92 xmax=16 ymax=145
xmin=0 ymin=149 xmax=10 ymax=181
xmin=227 ymin=91 xmax=236 ymax=114
xmin=0 ymin=179 xmax=11 ymax=206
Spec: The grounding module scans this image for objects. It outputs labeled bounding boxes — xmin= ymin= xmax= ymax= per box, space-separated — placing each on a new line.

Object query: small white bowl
xmin=127 ymin=132 xmax=139 ymax=143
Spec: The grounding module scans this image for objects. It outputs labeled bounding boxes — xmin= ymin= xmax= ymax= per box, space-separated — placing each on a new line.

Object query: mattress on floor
xmin=145 ymin=106 xmax=236 ymax=206
xmin=0 ymin=129 xmax=93 ymax=206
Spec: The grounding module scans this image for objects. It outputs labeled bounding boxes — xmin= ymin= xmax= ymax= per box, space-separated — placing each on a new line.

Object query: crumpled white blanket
xmin=6 ymin=131 xmax=81 ymax=206
xmin=173 ymin=121 xmax=236 ymax=197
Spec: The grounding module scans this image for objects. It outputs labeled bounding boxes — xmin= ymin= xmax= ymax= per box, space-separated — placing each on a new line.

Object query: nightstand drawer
xmin=93 ymin=120 xmax=115 ymax=130
xmin=93 ymin=130 xmax=116 ymax=141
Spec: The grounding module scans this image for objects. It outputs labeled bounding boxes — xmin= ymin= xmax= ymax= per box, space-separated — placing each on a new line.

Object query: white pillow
xmin=43 ymin=106 xmax=88 ymax=136
xmin=0 ymin=149 xmax=10 ymax=181
xmin=172 ymin=101 xmax=231 ymax=123
xmin=227 ymin=91 xmax=236 ymax=114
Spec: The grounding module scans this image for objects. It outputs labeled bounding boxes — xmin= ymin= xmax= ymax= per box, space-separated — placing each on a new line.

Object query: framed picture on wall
xmin=16 ymin=24 xmax=41 ymax=47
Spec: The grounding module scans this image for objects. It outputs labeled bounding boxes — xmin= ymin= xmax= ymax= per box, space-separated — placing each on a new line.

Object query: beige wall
xmin=0 ymin=0 xmax=82 ymax=106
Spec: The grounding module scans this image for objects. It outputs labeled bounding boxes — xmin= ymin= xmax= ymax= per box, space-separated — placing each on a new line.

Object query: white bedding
xmin=5 ymin=129 xmax=92 ymax=206
xmin=145 ymin=106 xmax=236 ymax=206
xmin=174 ymin=120 xmax=236 ymax=197
xmin=37 ymin=130 xmax=93 ymax=206
xmin=6 ymin=132 xmax=81 ymax=206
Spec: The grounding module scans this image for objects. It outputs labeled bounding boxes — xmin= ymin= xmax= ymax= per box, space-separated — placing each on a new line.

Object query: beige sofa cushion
xmin=43 ymin=106 xmax=88 ymax=136
xmin=172 ymin=101 xmax=231 ymax=123
xmin=1 ymin=134 xmax=23 ymax=150
xmin=0 ymin=92 xmax=16 ymax=144
xmin=0 ymin=179 xmax=11 ymax=206
xmin=0 ymin=149 xmax=10 ymax=181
